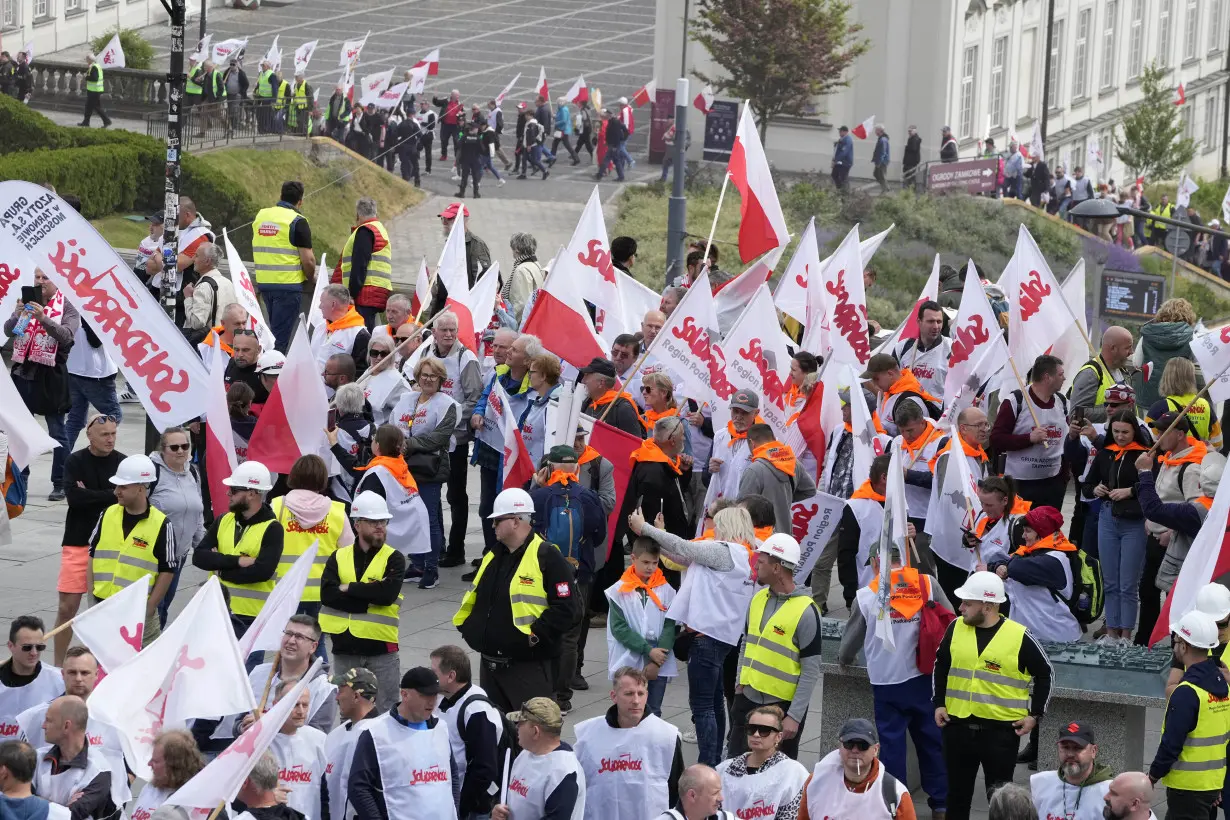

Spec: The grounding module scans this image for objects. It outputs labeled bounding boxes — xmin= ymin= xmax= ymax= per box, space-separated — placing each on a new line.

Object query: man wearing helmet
xmin=192 ymin=460 xmax=285 ymax=636
xmin=453 ymin=488 xmax=582 ymax=713
xmin=1165 ymin=583 xmax=1230 ymax=697
xmin=88 ymin=454 xmax=175 ymax=645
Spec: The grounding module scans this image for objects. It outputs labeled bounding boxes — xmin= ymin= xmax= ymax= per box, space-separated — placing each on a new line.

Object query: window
xmin=1 ymin=0 xmax=18 ymax=28
xmin=1180 ymin=102 xmax=1193 ymax=137
xmin=1101 ymin=0 xmax=1119 ymax=89
xmin=960 ymin=45 xmax=978 ymax=138
xmin=1205 ymin=95 xmax=1220 ymax=149
xmin=1159 ymin=0 xmax=1173 ymax=64
xmin=1073 ymin=8 xmax=1092 ymax=99
xmin=990 ymin=37 xmax=1008 ymax=127
xmin=1019 ymin=28 xmax=1038 ymax=118
xmin=1128 ymin=0 xmax=1145 ymax=77
xmin=1184 ymin=0 xmax=1199 ymax=60
xmin=32 ymin=0 xmax=49 ymax=18
xmin=1074 ymin=137 xmax=1088 ymax=172
xmin=65 ymin=0 xmax=80 ymax=10
xmin=1048 ymin=18 xmax=1065 ymax=107
xmin=1210 ymin=0 xmax=1226 ymax=51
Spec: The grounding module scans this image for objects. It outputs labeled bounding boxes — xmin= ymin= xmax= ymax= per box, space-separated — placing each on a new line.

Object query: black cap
xmin=147 ymin=211 xmax=164 ymax=223
xmin=579 ymin=357 xmax=617 ymax=379
xmin=1058 ymin=720 xmax=1096 ymax=747
xmin=839 ymin=717 xmax=878 ymax=744
xmin=399 ymin=666 xmax=440 ymax=695
xmin=1148 ymin=399 xmax=1192 ymax=435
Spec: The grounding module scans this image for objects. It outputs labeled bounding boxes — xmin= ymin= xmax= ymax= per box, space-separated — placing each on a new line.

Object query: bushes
xmin=0 ymin=146 xmax=144 ymax=216
xmin=89 ymin=28 xmax=154 ymax=70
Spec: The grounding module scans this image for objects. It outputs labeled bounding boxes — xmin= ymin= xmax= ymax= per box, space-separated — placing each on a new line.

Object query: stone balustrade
xmin=27 ymin=59 xmax=168 ymax=115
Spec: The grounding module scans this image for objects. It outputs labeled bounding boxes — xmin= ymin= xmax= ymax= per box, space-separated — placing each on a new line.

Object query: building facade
xmin=655 ymin=0 xmax=1229 ymax=181
xmin=1 ymin=0 xmax=224 ymax=61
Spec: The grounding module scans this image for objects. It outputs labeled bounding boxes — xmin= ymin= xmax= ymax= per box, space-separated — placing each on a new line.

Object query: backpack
xmin=183 ymin=276 xmax=219 ymax=347
xmin=454 ymin=690 xmax=520 ymax=766
xmin=1063 ymin=547 xmax=1104 ymax=626
xmin=1010 ymin=388 xmax=1068 ymax=425
xmin=3 ymin=457 xmax=27 ymax=518
xmin=544 ymin=488 xmax=587 ymax=569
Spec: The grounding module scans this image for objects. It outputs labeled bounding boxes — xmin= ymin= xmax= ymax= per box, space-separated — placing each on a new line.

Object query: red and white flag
xmin=406 ymin=63 xmax=430 ymax=96
xmin=1002 ymin=225 xmax=1076 ymax=367
xmin=374 ymin=81 xmax=411 ymax=110
xmin=564 ymin=76 xmax=589 ymax=104
xmin=413 ymin=48 xmax=440 ymax=76
xmin=641 ymin=270 xmax=725 ymax=410
xmin=871 ymin=249 xmax=937 ymax=360
xmin=476 ymin=380 xmax=535 ymax=489
xmin=223 ymin=228 xmax=275 ymax=352
xmin=204 ymin=344 xmax=239 ymax=518
xmin=89 ymin=577 xmax=255 ymax=781
xmin=247 ymin=319 xmax=330 ymax=474
xmin=942 ymin=261 xmax=1008 ymax=417
xmin=72 ymin=581 xmax=147 ymax=674
xmin=522 ymin=264 xmax=608 ymax=370
xmin=1173 ymin=82 xmax=1186 ymax=106
xmin=536 ymin=66 xmax=549 ymax=99
xmin=809 ymin=225 xmax=870 ymax=366
xmin=693 ymin=84 xmax=714 ymax=115
xmin=1152 ymin=474 xmax=1230 ymax=645
xmin=851 ymin=114 xmax=875 ymax=140
xmin=293 ymin=40 xmax=317 ymax=75
xmin=98 ymin=33 xmax=126 ymax=67
xmin=715 ymin=246 xmax=783 ymax=336
xmin=460 ymin=262 xmax=502 ymax=354
xmin=164 ymin=658 xmax=322 ymax=818
xmin=632 ymin=79 xmax=657 ymax=107
xmin=790 ymin=491 xmax=848 ymax=582
xmin=717 ymin=285 xmax=800 ymax=445
xmin=495 ymin=73 xmax=522 ymax=106
xmin=358 ymin=68 xmax=394 ymax=106
xmin=339 ymin=33 xmax=369 ymax=67
xmin=729 ymin=103 xmax=790 ymax=263
xmin=238 ymin=543 xmax=319 ymax=659
xmin=553 ymin=187 xmax=626 ymax=344
xmin=435 ymin=213 xmax=481 ymax=352
xmin=411 ymin=258 xmax=431 ymax=318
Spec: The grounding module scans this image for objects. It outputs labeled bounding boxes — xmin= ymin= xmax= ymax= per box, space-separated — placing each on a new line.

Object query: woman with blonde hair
xmin=1134 ymin=297 xmax=1200 ymax=408
xmin=518 ymin=352 xmax=562 ymax=468
xmin=639 ymin=371 xmax=679 ymax=432
xmin=1149 ymin=356 xmax=1220 ymax=447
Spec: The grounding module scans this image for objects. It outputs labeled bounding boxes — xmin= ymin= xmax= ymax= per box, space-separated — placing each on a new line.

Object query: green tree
xmin=89 ymin=28 xmax=155 ymax=70
xmin=1114 ymin=62 xmax=1197 ymax=181
xmin=691 ymin=0 xmax=869 ymax=145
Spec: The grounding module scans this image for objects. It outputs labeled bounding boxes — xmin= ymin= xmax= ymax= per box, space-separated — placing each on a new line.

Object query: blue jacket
xmin=873 ymin=134 xmax=890 ymax=165
xmin=834 ymin=134 xmax=854 ymax=167
xmin=1136 ymin=470 xmax=1206 ymax=538
xmin=554 ymin=104 xmax=573 ymax=135
xmin=1149 ymin=657 xmax=1230 ymax=781
xmin=995 ymin=547 xmax=1070 ymax=592
xmin=530 ymin=480 xmax=606 ymax=583
xmin=471 ymin=366 xmax=533 ymax=469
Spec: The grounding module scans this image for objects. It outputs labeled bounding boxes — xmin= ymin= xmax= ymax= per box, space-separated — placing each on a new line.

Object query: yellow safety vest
xmin=91 ymin=505 xmax=167 ymax=599
xmin=289 ymin=83 xmax=310 ymax=131
xmin=340 ymin=220 xmax=393 ymax=294
xmin=255 ymin=70 xmax=275 ymax=99
xmin=1148 ymin=203 xmax=1175 ymax=233
xmin=454 ymin=535 xmax=550 ymax=634
xmin=86 ymin=63 xmax=104 ymax=94
xmin=186 ymin=65 xmax=203 ymax=97
xmin=250 ymin=205 xmax=307 ymax=286
xmin=270 ymin=497 xmax=346 ymax=603
xmin=1162 ymin=679 xmax=1230 ymax=790
xmin=1167 ymin=394 xmax=1214 ymax=442
xmin=945 ymin=617 xmax=1032 ymax=722
xmin=1072 ymin=356 xmax=1117 ymax=408
xmin=319 ymin=544 xmax=402 ymax=642
xmin=273 ymin=80 xmax=291 ymax=111
xmin=215 ymin=514 xmax=278 ymax=617
xmin=738 ymin=589 xmax=818 ymax=702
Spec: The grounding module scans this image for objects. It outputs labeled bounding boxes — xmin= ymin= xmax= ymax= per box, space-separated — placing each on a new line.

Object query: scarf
xmin=1105 ymin=441 xmax=1148 ymax=460
xmin=754 ymin=526 xmax=774 ymax=545
xmin=974 ymin=513 xmax=1006 ymax=538
xmin=785 ymin=383 xmax=806 ymax=409
xmin=640 ymin=405 xmax=679 ymax=432
xmin=203 ymin=327 xmax=235 ymax=356
xmin=850 ymin=481 xmax=886 ymax=503
xmin=13 ymin=290 xmax=63 ymax=367
xmin=928 ymin=435 xmax=988 ymax=472
xmin=727 ymin=416 xmax=766 ymax=446
xmin=1160 ymin=439 xmax=1209 ymax=467
xmin=357 ymin=455 xmax=418 ymax=491
xmin=577 ymin=446 xmax=601 ymax=465
xmin=869 ymin=566 xmax=927 ymax=619
xmin=1195 ymin=496 xmax=1214 ymax=510
xmin=900 ymin=421 xmax=945 ymax=465
xmin=1011 ymin=497 xmax=1032 ymax=515
xmin=1013 ymin=532 xmax=1076 ymax=556
xmin=886 ymin=369 xmax=942 ymax=404
xmin=591 ymin=389 xmax=636 ymax=409
xmin=619 ymin=566 xmax=669 ymax=611
xmin=629 ymin=439 xmax=683 ymax=475
xmin=750 ymin=441 xmax=796 ymax=477
xmin=326 ymin=305 xmax=366 ymax=333
xmin=547 ymin=470 xmax=577 ymax=486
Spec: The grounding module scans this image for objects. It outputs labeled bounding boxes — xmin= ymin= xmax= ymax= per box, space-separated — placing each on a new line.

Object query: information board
xmin=702 ymin=100 xmax=738 ymax=162
xmin=926 ymin=158 xmax=1000 ymax=194
xmin=648 ymin=88 xmax=675 ymax=164
xmin=1099 ymin=269 xmax=1166 ymax=320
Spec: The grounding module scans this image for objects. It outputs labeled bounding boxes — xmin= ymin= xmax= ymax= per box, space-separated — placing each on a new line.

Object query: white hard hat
xmin=109 ymin=454 xmax=158 ymax=486
xmin=488 ymin=488 xmax=534 ymax=518
xmin=222 ymin=460 xmax=273 ymax=492
xmin=954 ymin=570 xmax=1006 ymax=604
xmin=1196 ymin=583 xmax=1230 ymax=621
xmin=256 ymin=351 xmax=286 ymax=375
xmin=351 ymin=491 xmax=393 ymax=521
xmin=757 ymin=533 xmax=801 ymax=566
xmin=618 ymin=96 xmax=628 ymax=105
xmin=1173 ymin=609 xmax=1221 ymax=650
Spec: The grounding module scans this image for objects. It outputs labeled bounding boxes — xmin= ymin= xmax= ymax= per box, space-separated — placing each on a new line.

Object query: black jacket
xmin=581 ymin=395 xmax=642 ymax=440
xmin=614 ymin=460 xmax=690 ymax=554
xmin=932 ymin=615 xmax=1053 ymax=719
xmin=319 ymin=541 xmax=405 ymax=656
xmin=1091 ymin=445 xmax=1146 ymax=519
xmin=604 ymin=119 xmax=627 ymax=148
xmin=440 ymin=683 xmax=503 ymax=815
xmin=62 ymin=449 xmax=126 ymax=547
xmin=192 ymin=504 xmax=284 ymax=586
xmin=903 ymin=133 xmax=922 ymax=169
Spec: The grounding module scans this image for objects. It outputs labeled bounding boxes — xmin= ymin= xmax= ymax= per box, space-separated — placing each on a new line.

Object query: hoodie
xmin=1154 ymin=452 xmax=1226 ymax=592
xmin=736 ymin=585 xmax=823 ymax=722
xmin=279 ymin=489 xmax=355 ymax=548
xmin=0 ymin=794 xmax=67 ymax=820
xmin=1149 ymin=657 xmax=1230 ymax=782
xmin=1134 ymin=321 xmax=1199 ymax=409
xmin=148 ymin=451 xmax=206 ymax=563
xmin=737 ymin=454 xmax=817 ymax=534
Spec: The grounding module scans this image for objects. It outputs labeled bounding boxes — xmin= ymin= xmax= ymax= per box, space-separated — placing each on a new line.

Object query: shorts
xmin=57 ymin=546 xmax=90 ymax=594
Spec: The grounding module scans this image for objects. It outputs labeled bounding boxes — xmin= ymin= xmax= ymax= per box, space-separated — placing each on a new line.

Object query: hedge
xmin=0 ymin=145 xmax=144 ymax=216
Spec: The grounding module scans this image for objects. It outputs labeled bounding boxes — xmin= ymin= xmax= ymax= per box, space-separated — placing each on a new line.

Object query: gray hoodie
xmin=737 ymin=454 xmax=817 ymax=533
xmin=148 ymin=451 xmax=206 ymax=565
xmin=736 ymin=585 xmax=823 ymax=721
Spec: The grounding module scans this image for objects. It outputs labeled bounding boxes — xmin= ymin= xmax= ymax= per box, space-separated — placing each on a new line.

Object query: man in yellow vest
xmin=932 ymin=570 xmax=1053 ymax=820
xmin=319 ymin=491 xmax=404 ymax=713
xmin=251 ymin=180 xmax=316 ymax=352
xmin=1148 ymin=609 xmax=1230 ymax=820
xmin=253 ymin=58 xmax=280 ymax=133
xmin=1148 ymin=194 xmax=1175 ymax=246
xmin=453 ymin=488 xmax=581 ymax=712
xmin=78 ymin=53 xmax=111 ymax=128
xmin=89 ymin=454 xmax=173 ymax=644
xmin=330 ymin=197 xmax=393 ymax=328
xmin=288 ymin=71 xmax=312 ymax=136
xmin=191 ymin=461 xmax=284 ymax=634
xmin=1068 ymin=326 xmax=1134 ymax=424
xmin=731 ymin=533 xmax=821 ymax=760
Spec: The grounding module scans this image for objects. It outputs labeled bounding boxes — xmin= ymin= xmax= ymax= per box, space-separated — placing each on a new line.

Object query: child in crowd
xmin=604 ymin=536 xmax=678 ymax=716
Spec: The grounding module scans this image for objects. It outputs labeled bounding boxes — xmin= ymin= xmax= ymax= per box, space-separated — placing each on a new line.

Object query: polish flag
xmin=238 ymin=543 xmax=319 ymax=660
xmin=495 ymin=73 xmax=522 ymax=106
xmin=1152 ymin=475 xmax=1230 ymax=645
xmin=437 ymin=213 xmax=480 ymax=353
xmin=632 ymin=79 xmax=657 ymax=107
xmin=1173 ymin=82 xmax=1186 ymax=105
xmin=72 ymin=581 xmax=147 ymax=674
xmin=89 ymin=577 xmax=255 ymax=781
xmin=565 ymin=76 xmax=589 ymax=104
xmin=693 ymin=84 xmax=714 ymax=115
xmin=99 ymin=33 xmax=126 ymax=68
xmin=714 ymin=246 xmax=783 ymax=336
xmin=339 ymin=33 xmax=369 ymax=67
xmin=460 ymin=262 xmax=502 ymax=354
xmin=536 ymin=66 xmax=549 ymax=99
xmin=247 ymin=319 xmax=330 ymax=474
xmin=793 ymin=377 xmax=828 ymax=474
xmin=521 ymin=264 xmax=609 ymax=370
xmin=873 ymin=251 xmax=939 ymax=357
xmin=410 ymin=258 xmax=431 ymax=318
xmin=480 ymin=379 xmax=535 ymax=489
xmin=552 ymin=187 xmax=625 ymax=345
xmin=941 ymin=261 xmax=1009 ymax=418
xmin=163 ymin=659 xmax=322 ymax=815
xmin=405 ymin=63 xmax=429 ymax=96
xmin=223 ymin=228 xmax=275 ymax=352
xmin=851 ymin=114 xmax=875 ymax=140
xmin=588 ymin=420 xmax=644 ymax=553
xmin=413 ymin=48 xmax=440 ymax=76
xmin=203 ymin=344 xmax=239 ymax=518
xmin=729 ymin=103 xmax=790 ymax=263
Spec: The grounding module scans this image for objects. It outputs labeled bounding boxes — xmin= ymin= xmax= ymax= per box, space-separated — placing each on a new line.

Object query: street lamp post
xmin=1039 ymin=0 xmax=1056 ymax=148
xmin=158 ymin=0 xmax=187 ymax=320
xmin=665 ymin=78 xmax=690 ymax=286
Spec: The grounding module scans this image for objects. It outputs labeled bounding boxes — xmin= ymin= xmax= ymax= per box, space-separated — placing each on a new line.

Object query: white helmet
xmin=488 ymin=488 xmax=534 ymax=518
xmin=222 ymin=460 xmax=273 ymax=492
xmin=757 ymin=533 xmax=801 ymax=566
xmin=109 ymin=454 xmax=158 ymax=486
xmin=256 ymin=351 xmax=286 ymax=376
xmin=953 ymin=570 xmax=1006 ymax=604
xmin=1196 ymin=583 xmax=1230 ymax=621
xmin=1172 ymin=609 xmax=1221 ymax=650
xmin=351 ymin=491 xmax=392 ymax=521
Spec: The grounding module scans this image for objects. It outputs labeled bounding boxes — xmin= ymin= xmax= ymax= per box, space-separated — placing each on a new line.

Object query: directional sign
xmin=926 ymin=158 xmax=1000 ymax=195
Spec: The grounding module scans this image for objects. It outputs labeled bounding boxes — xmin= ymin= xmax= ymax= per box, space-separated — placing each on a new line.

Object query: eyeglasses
xmin=282 ymin=630 xmax=317 ymax=644
xmin=164 ymin=443 xmax=191 ymax=452
xmin=232 ymin=328 xmax=258 ymax=337
xmin=20 ymin=643 xmax=47 ymax=653
xmin=745 ymin=724 xmax=780 ymax=737
xmin=88 ymin=414 xmax=117 ymax=428
xmin=842 ymin=739 xmax=871 ymax=752
xmin=418 ymin=372 xmax=440 ymax=380
xmin=640 ymin=386 xmax=653 ymax=393
xmin=226 ymin=487 xmax=252 ymax=496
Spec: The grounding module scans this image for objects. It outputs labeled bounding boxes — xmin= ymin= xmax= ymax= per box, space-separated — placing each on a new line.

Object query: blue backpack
xmin=544 ymin=490 xmax=586 ymax=570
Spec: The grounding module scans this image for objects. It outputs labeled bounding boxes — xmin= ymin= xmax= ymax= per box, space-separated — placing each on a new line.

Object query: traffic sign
xmin=926 ymin=159 xmax=1000 ymax=195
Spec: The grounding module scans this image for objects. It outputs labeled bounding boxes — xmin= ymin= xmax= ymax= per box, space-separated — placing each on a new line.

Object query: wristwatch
xmin=528 ymin=633 xmax=539 ymax=647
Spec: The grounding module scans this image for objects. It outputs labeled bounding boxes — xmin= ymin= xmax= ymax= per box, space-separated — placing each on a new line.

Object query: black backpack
xmin=454 ymin=690 xmax=519 ymax=768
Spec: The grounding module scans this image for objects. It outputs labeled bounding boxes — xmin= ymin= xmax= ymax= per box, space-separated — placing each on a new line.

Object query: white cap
xmin=256 ymin=351 xmax=286 ymax=375
xmin=757 ymin=533 xmax=801 ymax=565
xmin=489 ymin=488 xmax=534 ymax=518
xmin=1196 ymin=583 xmax=1230 ymax=621
xmin=222 ymin=460 xmax=273 ymax=492
xmin=109 ymin=454 xmax=158 ymax=486
xmin=953 ymin=570 xmax=1006 ymax=604
xmin=618 ymin=96 xmax=628 ymax=105
xmin=1173 ymin=609 xmax=1221 ymax=650
xmin=351 ymin=491 xmax=393 ymax=521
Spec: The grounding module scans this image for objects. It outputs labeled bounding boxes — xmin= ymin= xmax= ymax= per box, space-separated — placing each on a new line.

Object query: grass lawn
xmin=90 ymin=215 xmax=153 ymax=249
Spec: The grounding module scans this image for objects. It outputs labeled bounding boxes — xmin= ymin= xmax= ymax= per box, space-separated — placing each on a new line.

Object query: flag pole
xmin=1006 ymin=354 xmax=1049 ymax=448
xmin=1144 ymin=359 xmax=1230 ymax=456
xmin=701 ymin=171 xmax=732 ymax=282
xmin=41 ymin=618 xmax=76 ymax=640
xmin=255 ymin=650 xmax=281 ymax=716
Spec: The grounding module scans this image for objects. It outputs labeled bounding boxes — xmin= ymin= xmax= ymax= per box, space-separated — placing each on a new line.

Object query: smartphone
xmin=19 ymin=285 xmax=41 ymax=306
xmin=327 ymin=408 xmax=338 ymax=432
xmin=1074 ymin=406 xmax=1087 ymax=424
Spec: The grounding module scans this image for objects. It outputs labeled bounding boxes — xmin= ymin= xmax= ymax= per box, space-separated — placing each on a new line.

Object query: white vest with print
xmin=432 ymin=342 xmax=479 ymax=411
xmin=604 ymin=583 xmax=679 ymax=678
xmin=356 ymin=464 xmax=431 ymax=555
xmin=855 ymin=577 xmax=939 ymax=685
xmin=392 ymin=390 xmax=459 ymax=455
xmin=19 ymin=700 xmax=130 ymax=804
xmin=324 ymin=716 xmax=374 ymax=820
xmin=363 ymin=713 xmax=458 ymax=820
xmin=364 ymin=369 xmax=407 ymax=428
xmin=1003 ymin=391 xmax=1068 ymax=481
xmin=1004 ymin=551 xmax=1080 ymax=642
xmin=33 ymin=743 xmax=113 ymax=809
xmin=506 ymin=746 xmax=587 ymax=820
xmin=805 ymin=749 xmax=907 ymax=820
xmin=574 ymin=714 xmax=679 ymax=820
xmin=715 ymin=756 xmax=809 ymax=820
xmin=127 ymin=785 xmax=171 ymax=820
xmin=319 ymin=325 xmax=367 ymax=373
xmin=520 ymin=386 xmax=559 ymax=469
xmin=667 ymin=541 xmax=755 ymax=647
xmin=894 ymin=337 xmax=952 ymax=400
xmin=0 ymin=665 xmax=63 ymax=741
xmin=270 ymin=727 xmax=328 ymax=820
xmin=847 ymin=497 xmax=885 ymax=587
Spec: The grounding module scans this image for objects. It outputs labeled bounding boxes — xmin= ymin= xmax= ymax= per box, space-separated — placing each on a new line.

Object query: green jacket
xmin=1135 ymin=321 xmax=1199 ymax=410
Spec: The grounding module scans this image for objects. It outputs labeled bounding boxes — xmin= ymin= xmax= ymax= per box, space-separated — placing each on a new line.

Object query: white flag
xmin=495 ymin=73 xmax=522 ymax=106
xmin=640 ymin=269 xmax=723 ymax=411
xmin=238 ymin=542 xmax=319 ymax=659
xmin=307 ymin=253 xmax=328 ymax=334
xmin=847 ymin=364 xmax=890 ymax=481
xmin=790 ymin=492 xmax=848 ymax=583
xmin=873 ymin=253 xmax=940 ymax=358
xmin=773 ymin=217 xmax=821 ymax=326
xmin=339 ymin=33 xmax=369 ymax=67
xmin=1002 ymin=225 xmax=1076 ymax=369
xmin=925 ymin=420 xmax=983 ymax=571
xmin=406 ymin=64 xmax=430 ymax=96
xmin=810 ymin=225 xmax=869 ymax=366
xmin=374 ymin=81 xmax=411 ymax=110
xmin=1177 ymin=172 xmax=1200 ymax=209
xmin=554 ymin=187 xmax=626 ymax=343
xmin=190 ymin=34 xmax=212 ymax=64
xmin=359 ymin=68 xmax=395 ymax=107
xmin=1221 ymin=185 xmax=1230 ymax=225
xmin=942 ymin=261 xmax=1008 ymax=414
xmin=69 ymin=580 xmax=148 ymax=673
xmin=717 ymin=285 xmax=802 ymax=449
xmin=263 ymin=36 xmax=281 ymax=72
xmin=293 ymin=40 xmax=318 ymax=75
xmin=223 ymin=228 xmax=276 ymax=352
xmin=1192 ymin=326 xmax=1230 ymax=404
xmin=875 ymin=447 xmax=911 ymax=649
xmin=0 ymin=366 xmax=59 ymax=470
xmin=210 ymin=38 xmax=247 ymax=65
xmin=1161 ymin=461 xmax=1230 ymax=631
xmin=1054 ymin=260 xmax=1090 ymax=394
xmin=1029 ymin=121 xmax=1045 ymax=161
xmin=99 ymin=33 xmax=125 ymax=68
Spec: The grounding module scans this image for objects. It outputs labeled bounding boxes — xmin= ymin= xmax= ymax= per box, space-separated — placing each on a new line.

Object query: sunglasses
xmin=20 ymin=643 xmax=47 ymax=653
xmin=233 ymin=328 xmax=258 ymax=337
xmin=640 ymin=386 xmax=653 ymax=393
xmin=88 ymin=414 xmax=117 ymax=428
xmin=842 ymin=739 xmax=871 ymax=752
xmin=164 ymin=443 xmax=191 ymax=452
xmin=745 ymin=724 xmax=780 ymax=737
xmin=226 ymin=487 xmax=252 ymax=496
xmin=370 ymin=350 xmax=390 ymax=359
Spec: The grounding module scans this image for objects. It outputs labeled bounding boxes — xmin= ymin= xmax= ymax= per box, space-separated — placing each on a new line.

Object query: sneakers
xmin=556 ymin=699 xmax=572 ymax=716
xmin=418 ymin=575 xmax=439 ymax=590
xmin=48 ymin=488 xmax=65 ymax=502
xmin=588 ymin=614 xmax=606 ymax=628
xmin=517 ymin=174 xmax=528 ymax=180
xmin=498 ymin=178 xmax=506 ymax=186
xmin=542 ymin=170 xmax=549 ymax=180
xmin=681 ymin=728 xmax=697 ymax=744
xmin=570 ymin=675 xmax=589 ymax=691
xmin=403 ymin=565 xmax=423 ymax=581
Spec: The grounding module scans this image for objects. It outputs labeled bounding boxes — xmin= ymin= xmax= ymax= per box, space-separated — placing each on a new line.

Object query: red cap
xmin=438 ymin=202 xmax=470 ymax=219
xmin=516 ymin=101 xmax=528 ymax=110
xmin=1023 ymin=506 xmax=1064 ymax=538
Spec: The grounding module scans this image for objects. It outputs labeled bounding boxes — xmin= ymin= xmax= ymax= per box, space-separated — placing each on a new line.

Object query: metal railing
xmin=144 ymin=99 xmax=312 ymax=150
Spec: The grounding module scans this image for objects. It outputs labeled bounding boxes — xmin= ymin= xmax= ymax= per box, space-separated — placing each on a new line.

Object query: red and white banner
xmin=293 ymin=40 xmax=317 ymax=75
xmin=238 ymin=542 xmax=318 ymax=659
xmin=809 ymin=225 xmax=870 ymax=366
xmin=0 ymin=365 xmax=59 ymax=470
xmin=495 ymin=73 xmax=522 ymax=106
xmin=729 ymin=103 xmax=789 ymax=263
xmin=715 ymin=246 xmax=782 ymax=336
xmin=790 ymin=491 xmax=847 ymax=583
xmin=358 ymin=68 xmax=394 ymax=106
xmin=1152 ymin=470 xmax=1230 ymax=645
xmin=521 ymin=265 xmax=608 ymax=370
xmin=99 ymin=33 xmax=126 ymax=68
xmin=210 ymin=38 xmax=247 ymax=65
xmin=89 ymin=577 xmax=254 ymax=781
xmin=641 ymin=270 xmax=726 ymax=411
xmin=1002 ymin=225 xmax=1074 ymax=368
xmin=223 ymin=228 xmax=275 ymax=352
xmin=476 ymin=380 xmax=535 ymax=489
xmin=461 ymin=262 xmax=502 ymax=354
xmin=1192 ymin=326 xmax=1230 ymax=404
xmin=717 ymin=285 xmax=799 ymax=444
xmin=248 ymin=319 xmax=330 ymax=474
xmin=71 ymin=578 xmax=147 ymax=674
xmin=0 ymin=182 xmax=211 ymax=430
xmin=851 ymin=115 xmax=875 ymax=140
xmin=374 ymin=81 xmax=410 ymax=110
xmin=414 ymin=48 xmax=440 ymax=76
xmin=436 ymin=213 xmax=480 ymax=352
xmin=555 ymin=186 xmax=626 ymax=344
xmin=339 ymin=33 xmax=369 ymax=67
xmin=536 ymin=66 xmax=548 ymax=99
xmin=693 ymin=84 xmax=714 ymax=115
xmin=633 ymin=79 xmax=657 ymax=107
xmin=411 ymin=257 xmax=431 ymax=318
xmin=204 ymin=344 xmax=239 ymax=518
xmin=942 ymin=261 xmax=1008 ymax=414
xmin=564 ymin=75 xmax=589 ymax=104
xmin=773 ymin=217 xmax=821 ymax=326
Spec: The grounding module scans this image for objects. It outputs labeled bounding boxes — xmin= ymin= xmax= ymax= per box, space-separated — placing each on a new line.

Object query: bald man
xmin=1070 ymin=326 xmax=1134 ymax=423
xmin=1102 ymin=772 xmax=1156 ymax=820
xmin=642 ymin=310 xmax=667 ymax=348
xmin=659 ymin=764 xmax=735 ymax=820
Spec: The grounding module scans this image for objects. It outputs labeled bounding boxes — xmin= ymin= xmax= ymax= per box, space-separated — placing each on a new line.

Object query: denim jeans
xmin=414 ymin=480 xmax=445 ymax=581
xmin=660 ymin=154 xmax=674 ymax=183
xmin=12 ymin=374 xmax=67 ymax=490
xmin=873 ymin=675 xmax=948 ymax=809
xmin=599 ymin=151 xmax=626 ymax=180
xmin=525 ymin=145 xmax=548 ymax=175
xmin=64 ymin=374 xmax=122 ymax=454
xmin=260 ymin=288 xmax=303 ymax=353
xmin=479 ymin=154 xmax=503 ymax=181
xmin=647 ymin=676 xmax=668 ymax=717
xmin=1098 ymin=506 xmax=1149 ymax=630
xmin=687 ymin=634 xmax=732 ymax=766
xmin=617 ymin=138 xmax=634 ymax=167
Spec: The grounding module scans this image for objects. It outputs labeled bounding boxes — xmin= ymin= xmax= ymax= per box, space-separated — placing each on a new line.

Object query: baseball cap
xmin=579 ymin=357 xmax=617 ymax=379
xmin=399 ymin=666 xmax=440 ymax=695
xmin=548 ymin=445 xmax=579 ymax=464
xmin=860 ymin=353 xmax=899 ymax=379
xmin=147 ymin=211 xmax=164 ymax=223
xmin=1147 ymin=399 xmax=1191 ymax=434
xmin=1058 ymin=720 xmax=1096 ymax=747
xmin=1103 ymin=383 xmax=1135 ymax=405
xmin=438 ymin=202 xmax=470 ymax=220
xmin=731 ymin=389 xmax=759 ymax=412
xmin=839 ymin=718 xmax=878 ymax=745
xmin=331 ymin=667 xmax=379 ymax=699
xmin=508 ymin=697 xmax=563 ymax=731
xmin=517 ymin=102 xmax=528 ymax=110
